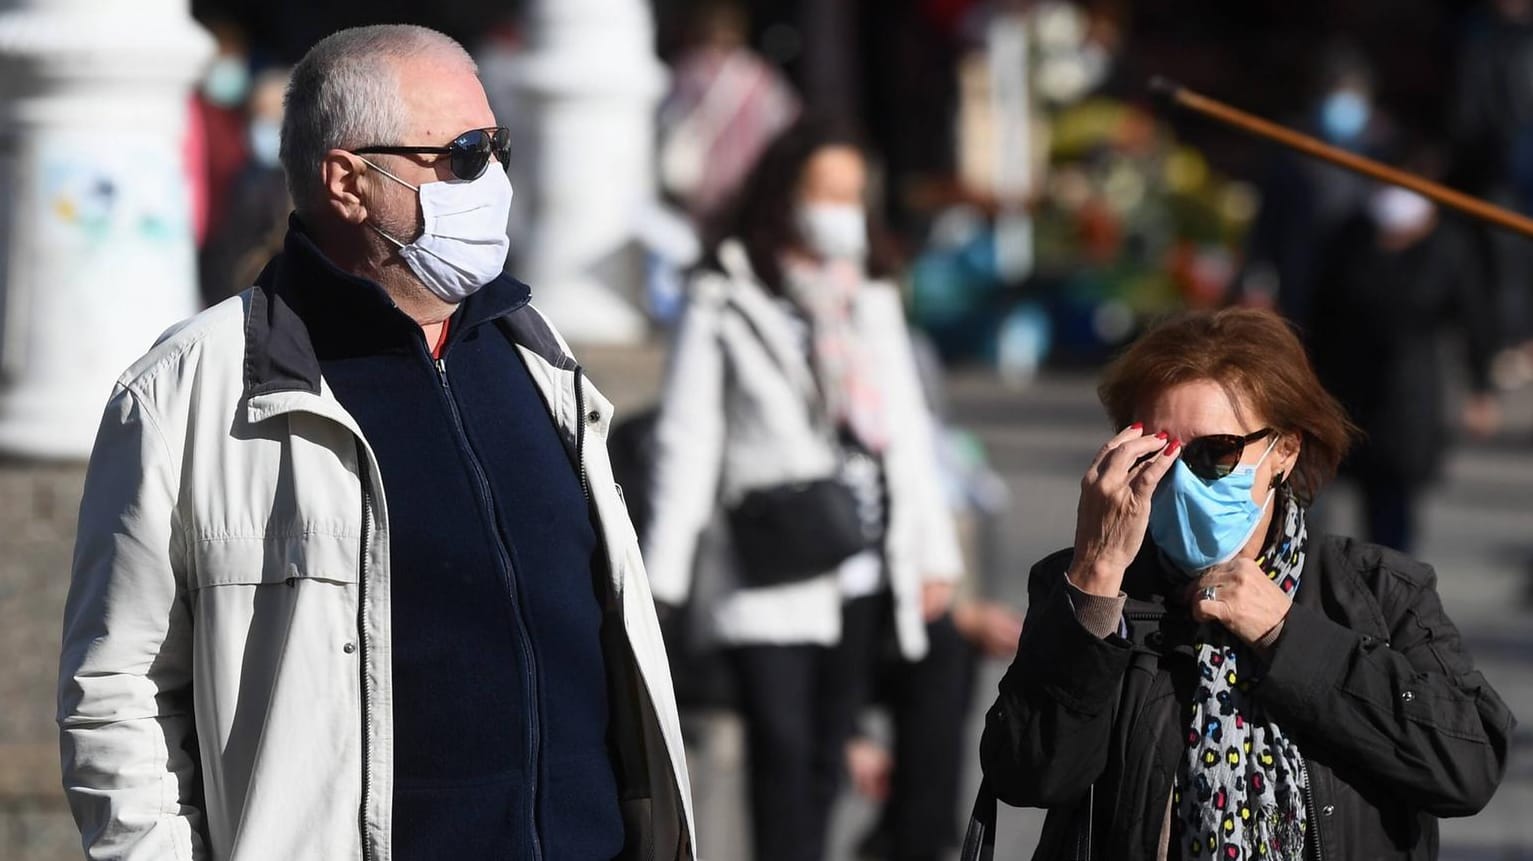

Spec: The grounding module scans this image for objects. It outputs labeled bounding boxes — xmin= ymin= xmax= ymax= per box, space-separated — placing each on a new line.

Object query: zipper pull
xmin=435 ymin=357 xmax=448 ymax=384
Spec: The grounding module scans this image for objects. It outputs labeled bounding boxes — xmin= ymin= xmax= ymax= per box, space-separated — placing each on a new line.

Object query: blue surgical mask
xmin=1319 ymin=90 xmax=1369 ymax=143
xmin=1149 ymin=437 xmax=1279 ymax=574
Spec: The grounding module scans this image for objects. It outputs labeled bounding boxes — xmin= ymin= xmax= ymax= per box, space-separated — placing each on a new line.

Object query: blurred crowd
xmin=172 ymin=1 xmax=1533 ymax=857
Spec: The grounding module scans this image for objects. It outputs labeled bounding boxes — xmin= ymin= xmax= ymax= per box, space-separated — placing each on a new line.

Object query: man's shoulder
xmin=502 ymin=300 xmax=580 ymax=373
xmin=117 ymin=292 xmax=250 ymax=395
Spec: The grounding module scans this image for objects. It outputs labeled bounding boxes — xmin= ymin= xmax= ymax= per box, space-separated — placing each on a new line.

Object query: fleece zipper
xmin=434 ymin=355 xmax=545 ymax=861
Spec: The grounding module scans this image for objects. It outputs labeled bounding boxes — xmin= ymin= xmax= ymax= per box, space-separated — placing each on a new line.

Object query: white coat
xmin=643 ymin=240 xmax=962 ymax=660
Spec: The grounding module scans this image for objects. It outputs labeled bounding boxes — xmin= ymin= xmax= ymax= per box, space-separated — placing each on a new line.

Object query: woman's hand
xmin=1068 ymin=424 xmax=1179 ymax=596
xmin=953 ymin=600 xmax=1025 ymax=658
xmin=921 ymin=581 xmax=956 ymax=622
xmin=1189 ymin=557 xmax=1293 ymax=646
xmin=845 ymin=737 xmax=892 ymax=802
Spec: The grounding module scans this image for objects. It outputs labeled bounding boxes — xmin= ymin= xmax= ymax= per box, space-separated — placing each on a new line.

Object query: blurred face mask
xmin=248 ymin=119 xmax=281 ymax=168
xmin=1148 ymin=436 xmax=1280 ymax=574
xmin=1368 ymin=186 xmax=1434 ymax=235
xmin=359 ymin=157 xmax=514 ymax=304
xmin=796 ymin=202 xmax=868 ymax=262
xmin=202 ymin=56 xmax=251 ymax=108
xmin=1319 ymin=90 xmax=1369 ymax=143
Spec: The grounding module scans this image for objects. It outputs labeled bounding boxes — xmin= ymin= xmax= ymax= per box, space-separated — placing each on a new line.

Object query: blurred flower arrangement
xmin=908 ymin=2 xmax=1258 ymax=374
xmin=1030 ymin=97 xmax=1258 ymax=349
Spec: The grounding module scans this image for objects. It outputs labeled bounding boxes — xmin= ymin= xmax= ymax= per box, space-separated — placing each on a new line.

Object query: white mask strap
xmin=355 ymin=156 xmax=416 ymax=249
xmin=1253 ymin=434 xmax=1280 ymax=468
xmin=356 ymin=155 xmax=420 ymax=192
xmin=367 ymin=222 xmax=407 ymax=249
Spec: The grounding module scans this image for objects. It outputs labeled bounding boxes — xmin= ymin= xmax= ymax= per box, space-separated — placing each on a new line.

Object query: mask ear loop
xmin=1260 ymin=433 xmax=1293 ymax=489
xmin=355 ymin=155 xmax=419 ymax=250
xmin=356 ymin=155 xmax=420 ymax=191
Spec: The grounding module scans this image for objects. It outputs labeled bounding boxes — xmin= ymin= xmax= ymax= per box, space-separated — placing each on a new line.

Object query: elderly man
xmin=58 ymin=25 xmax=693 ymax=861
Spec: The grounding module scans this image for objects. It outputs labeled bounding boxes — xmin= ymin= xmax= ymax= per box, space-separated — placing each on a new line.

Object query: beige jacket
xmin=58 ymin=285 xmax=694 ymax=861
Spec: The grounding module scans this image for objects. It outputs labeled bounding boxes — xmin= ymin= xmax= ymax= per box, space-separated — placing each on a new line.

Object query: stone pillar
xmin=989 ymin=11 xmax=1035 ymax=283
xmin=513 ymin=0 xmax=667 ymax=344
xmin=0 ymin=0 xmax=211 ymax=459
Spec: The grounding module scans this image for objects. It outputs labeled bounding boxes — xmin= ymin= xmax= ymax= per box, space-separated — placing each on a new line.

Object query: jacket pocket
xmin=187 ymin=532 xmax=362 ymax=590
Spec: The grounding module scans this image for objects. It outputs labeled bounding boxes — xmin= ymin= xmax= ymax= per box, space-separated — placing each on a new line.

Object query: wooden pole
xmin=1148 ymin=76 xmax=1533 ymax=240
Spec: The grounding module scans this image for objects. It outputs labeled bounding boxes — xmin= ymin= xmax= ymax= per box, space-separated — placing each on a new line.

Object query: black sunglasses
xmin=1181 ymin=427 xmax=1274 ymax=481
xmin=353 ymin=126 xmax=511 ymax=181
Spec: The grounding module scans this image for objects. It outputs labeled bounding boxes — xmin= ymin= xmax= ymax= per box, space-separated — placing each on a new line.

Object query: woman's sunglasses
xmin=353 ymin=126 xmax=511 ymax=181
xmin=1180 ymin=427 xmax=1274 ymax=481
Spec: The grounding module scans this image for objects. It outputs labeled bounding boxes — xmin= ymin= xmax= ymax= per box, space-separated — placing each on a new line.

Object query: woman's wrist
xmin=1066 ymin=558 xmax=1126 ymax=597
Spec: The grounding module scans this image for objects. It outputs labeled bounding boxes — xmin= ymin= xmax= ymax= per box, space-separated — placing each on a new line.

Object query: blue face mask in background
xmin=1149 ymin=437 xmax=1279 ymax=574
xmin=1319 ymin=90 xmax=1369 ymax=143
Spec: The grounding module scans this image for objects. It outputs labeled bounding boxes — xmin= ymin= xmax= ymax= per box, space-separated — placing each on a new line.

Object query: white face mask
xmin=248 ymin=119 xmax=281 ymax=168
xmin=1368 ymin=186 xmax=1434 ymax=235
xmin=795 ymin=202 xmax=868 ymax=262
xmin=360 ymin=157 xmax=514 ymax=303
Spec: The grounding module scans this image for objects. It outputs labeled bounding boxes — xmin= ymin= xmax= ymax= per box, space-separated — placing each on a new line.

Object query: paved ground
xmin=2 ymin=350 xmax=1529 ymax=860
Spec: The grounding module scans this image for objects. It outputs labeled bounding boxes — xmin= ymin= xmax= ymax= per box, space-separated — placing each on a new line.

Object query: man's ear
xmin=321 ymin=150 xmax=369 ymax=225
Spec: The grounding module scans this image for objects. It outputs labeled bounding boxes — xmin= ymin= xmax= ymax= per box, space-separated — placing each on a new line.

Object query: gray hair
xmin=280 ymin=25 xmax=476 ymax=216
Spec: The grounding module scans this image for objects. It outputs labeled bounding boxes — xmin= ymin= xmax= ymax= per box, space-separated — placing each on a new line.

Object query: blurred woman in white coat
xmin=643 ymin=118 xmax=963 ymax=861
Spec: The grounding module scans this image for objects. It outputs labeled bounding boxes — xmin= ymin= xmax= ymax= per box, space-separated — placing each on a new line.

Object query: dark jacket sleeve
xmin=979 ymin=550 xmax=1133 ymax=808
xmin=1257 ymin=549 xmax=1515 ymax=817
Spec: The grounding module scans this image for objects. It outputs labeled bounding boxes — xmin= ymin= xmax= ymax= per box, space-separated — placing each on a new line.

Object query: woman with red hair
xmin=978 ymin=308 xmax=1513 ymax=860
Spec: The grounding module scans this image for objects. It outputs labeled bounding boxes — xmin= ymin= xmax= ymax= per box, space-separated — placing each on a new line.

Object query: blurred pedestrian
xmin=191 ymin=18 xmax=255 ymax=244
xmin=58 ymin=25 xmax=693 ymax=861
xmin=978 ymin=309 xmax=1513 ymax=859
xmin=199 ymin=67 xmax=294 ymax=306
xmin=643 ymin=117 xmax=963 ymax=861
xmin=1309 ymin=181 xmax=1500 ymax=553
xmin=844 ymin=324 xmax=1023 ymax=861
xmin=1236 ymin=46 xmax=1393 ymax=325
xmin=845 ymin=595 xmax=1021 ymax=861
xmin=657 ymin=0 xmax=800 ymax=227
xmin=1452 ymin=0 xmax=1533 ymax=381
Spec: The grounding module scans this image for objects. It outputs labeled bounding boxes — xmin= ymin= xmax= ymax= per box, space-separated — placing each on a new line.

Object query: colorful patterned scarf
xmin=782 ymin=258 xmax=889 ymax=453
xmin=1174 ymin=488 xmax=1309 ymax=860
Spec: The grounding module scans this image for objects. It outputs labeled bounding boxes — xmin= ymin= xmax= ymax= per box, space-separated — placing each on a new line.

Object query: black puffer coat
xmin=979 ymin=535 xmax=1515 ymax=860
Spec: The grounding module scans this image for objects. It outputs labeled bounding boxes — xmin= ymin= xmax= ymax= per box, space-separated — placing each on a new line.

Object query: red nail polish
xmin=1165 ymin=438 xmax=1182 ymax=456
xmin=1155 ymin=431 xmax=1169 ymax=440
xmin=1130 ymin=422 xmax=1144 ymax=431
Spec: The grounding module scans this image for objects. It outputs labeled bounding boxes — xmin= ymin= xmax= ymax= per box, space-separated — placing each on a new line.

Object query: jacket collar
xmin=243 ymin=215 xmax=540 ymax=400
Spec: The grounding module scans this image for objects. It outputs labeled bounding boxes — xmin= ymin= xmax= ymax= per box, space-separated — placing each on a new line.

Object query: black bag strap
xmin=959 ymin=779 xmax=997 ymax=861
xmin=717 ymin=294 xmax=832 ymax=433
xmin=960 ymin=782 xmax=1094 ymax=861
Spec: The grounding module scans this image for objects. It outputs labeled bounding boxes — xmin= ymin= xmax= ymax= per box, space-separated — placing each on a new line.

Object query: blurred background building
xmin=2 ymin=0 xmax=1532 ymax=857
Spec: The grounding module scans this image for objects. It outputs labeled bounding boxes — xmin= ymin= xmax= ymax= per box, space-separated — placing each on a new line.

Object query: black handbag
xmin=726 ymin=476 xmax=871 ymax=587
xmin=719 ymin=299 xmax=873 ymax=587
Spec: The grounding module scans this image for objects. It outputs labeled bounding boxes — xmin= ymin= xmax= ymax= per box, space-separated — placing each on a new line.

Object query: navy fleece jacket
xmin=277 ymin=224 xmax=623 ymax=860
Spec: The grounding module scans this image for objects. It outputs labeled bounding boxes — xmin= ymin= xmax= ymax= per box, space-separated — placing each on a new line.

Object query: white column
xmin=513 ymin=0 xmax=667 ymax=344
xmin=988 ymin=12 xmax=1035 ymax=283
xmin=0 ymin=0 xmax=211 ymax=459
